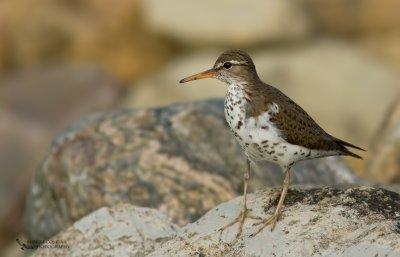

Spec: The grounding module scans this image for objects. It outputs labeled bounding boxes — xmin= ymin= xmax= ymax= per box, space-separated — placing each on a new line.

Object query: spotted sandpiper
xmin=179 ymin=50 xmax=365 ymax=237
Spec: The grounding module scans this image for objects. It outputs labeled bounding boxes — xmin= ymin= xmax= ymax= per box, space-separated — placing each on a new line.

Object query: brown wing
xmin=245 ymin=83 xmax=363 ymax=157
xmin=272 ymin=93 xmax=338 ymax=150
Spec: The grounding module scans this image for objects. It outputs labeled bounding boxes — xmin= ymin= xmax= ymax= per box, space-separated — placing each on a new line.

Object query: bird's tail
xmin=335 ymin=138 xmax=366 ymax=160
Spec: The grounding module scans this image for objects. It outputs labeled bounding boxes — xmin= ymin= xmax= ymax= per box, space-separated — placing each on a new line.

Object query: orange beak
xmin=179 ymin=68 xmax=216 ymax=83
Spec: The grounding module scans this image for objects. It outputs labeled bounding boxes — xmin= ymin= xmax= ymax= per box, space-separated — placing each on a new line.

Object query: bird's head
xmin=180 ymin=50 xmax=259 ymax=85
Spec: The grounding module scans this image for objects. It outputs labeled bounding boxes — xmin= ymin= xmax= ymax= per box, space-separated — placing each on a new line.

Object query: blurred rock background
xmin=1 ymin=0 xmax=400 ymax=256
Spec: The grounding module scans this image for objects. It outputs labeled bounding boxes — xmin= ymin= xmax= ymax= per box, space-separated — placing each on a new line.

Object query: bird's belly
xmin=239 ymin=130 xmax=320 ymax=167
xmin=236 ymin=127 xmax=305 ymax=165
xmin=226 ymin=106 xmax=319 ymax=167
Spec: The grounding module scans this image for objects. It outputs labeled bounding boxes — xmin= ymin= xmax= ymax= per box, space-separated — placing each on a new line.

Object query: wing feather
xmin=245 ymin=83 xmax=364 ymax=157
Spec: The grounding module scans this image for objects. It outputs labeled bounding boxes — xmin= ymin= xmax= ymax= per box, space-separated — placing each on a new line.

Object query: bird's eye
xmin=223 ymin=62 xmax=232 ymax=69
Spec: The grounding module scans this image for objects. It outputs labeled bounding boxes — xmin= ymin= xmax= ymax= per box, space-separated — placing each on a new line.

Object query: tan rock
xmin=0 ymin=0 xmax=176 ymax=80
xmin=367 ymin=95 xmax=400 ymax=183
xmin=142 ymin=0 xmax=311 ymax=45
xmin=305 ymin=0 xmax=400 ymax=35
xmin=362 ymin=32 xmax=400 ymax=69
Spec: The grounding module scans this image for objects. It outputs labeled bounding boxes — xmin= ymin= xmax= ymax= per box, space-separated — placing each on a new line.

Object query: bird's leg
xmin=219 ymin=159 xmax=261 ymax=238
xmin=251 ymin=168 xmax=291 ymax=237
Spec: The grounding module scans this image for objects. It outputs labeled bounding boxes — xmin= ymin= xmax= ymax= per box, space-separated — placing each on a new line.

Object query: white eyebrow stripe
xmin=229 ymin=60 xmax=246 ymax=65
xmin=216 ymin=60 xmax=247 ymax=68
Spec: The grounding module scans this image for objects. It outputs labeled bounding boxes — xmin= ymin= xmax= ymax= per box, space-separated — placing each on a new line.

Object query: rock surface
xmin=150 ymin=187 xmax=400 ymax=257
xmin=142 ymin=0 xmax=311 ymax=45
xmin=382 ymin=184 xmax=400 ymax=195
xmin=367 ymin=94 xmax=400 ymax=183
xmin=32 ymin=187 xmax=400 ymax=257
xmin=31 ymin=204 xmax=180 ymax=257
xmin=24 ymin=100 xmax=360 ymax=240
xmin=362 ymin=32 xmax=400 ymax=69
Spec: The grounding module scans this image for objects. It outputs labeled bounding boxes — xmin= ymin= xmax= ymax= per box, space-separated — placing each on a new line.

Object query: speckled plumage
xmin=217 ymin=50 xmax=364 ymax=169
xmin=224 ymin=83 xmax=325 ymax=168
xmin=180 ymin=49 xmax=365 ymax=235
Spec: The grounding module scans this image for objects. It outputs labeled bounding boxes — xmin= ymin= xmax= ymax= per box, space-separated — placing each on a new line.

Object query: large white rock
xmin=126 ymin=40 xmax=400 ymax=145
xmin=149 ymin=187 xmax=400 ymax=257
xmin=32 ymin=204 xmax=180 ymax=257
xmin=142 ymin=0 xmax=311 ymax=45
xmin=31 ymin=187 xmax=400 ymax=257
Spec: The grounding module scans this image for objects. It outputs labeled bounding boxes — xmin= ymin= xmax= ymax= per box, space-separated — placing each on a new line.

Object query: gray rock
xmin=367 ymin=94 xmax=400 ymax=183
xmin=381 ymin=184 xmax=400 ymax=195
xmin=24 ymin=100 xmax=360 ymax=240
xmin=31 ymin=204 xmax=180 ymax=257
xmin=142 ymin=0 xmax=311 ymax=45
xmin=150 ymin=187 xmax=400 ymax=257
xmin=304 ymin=0 xmax=400 ymax=35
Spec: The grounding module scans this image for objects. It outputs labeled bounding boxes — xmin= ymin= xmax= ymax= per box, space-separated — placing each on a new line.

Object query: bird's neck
xmin=226 ymin=76 xmax=264 ymax=94
xmin=220 ymin=70 xmax=260 ymax=86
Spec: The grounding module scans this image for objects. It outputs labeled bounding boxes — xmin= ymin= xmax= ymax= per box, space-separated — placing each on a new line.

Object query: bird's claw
xmin=218 ymin=208 xmax=261 ymax=239
xmin=250 ymin=213 xmax=279 ymax=237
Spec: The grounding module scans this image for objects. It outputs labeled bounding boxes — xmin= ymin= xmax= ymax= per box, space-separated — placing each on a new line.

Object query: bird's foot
xmin=250 ymin=213 xmax=280 ymax=237
xmin=218 ymin=208 xmax=261 ymax=239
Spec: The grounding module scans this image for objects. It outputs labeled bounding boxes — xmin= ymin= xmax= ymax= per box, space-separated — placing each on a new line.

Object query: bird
xmin=179 ymin=50 xmax=365 ymax=237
